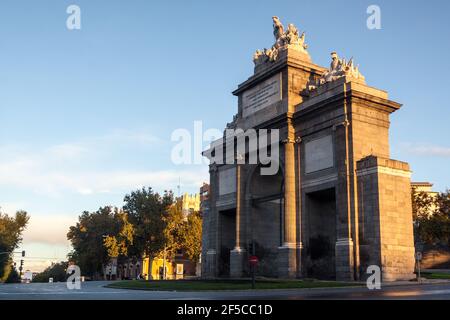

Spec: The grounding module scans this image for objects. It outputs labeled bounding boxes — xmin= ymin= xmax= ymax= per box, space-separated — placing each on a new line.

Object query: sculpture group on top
xmin=253 ymin=17 xmax=365 ymax=92
xmin=308 ymin=51 xmax=365 ymax=92
xmin=253 ymin=16 xmax=309 ymax=66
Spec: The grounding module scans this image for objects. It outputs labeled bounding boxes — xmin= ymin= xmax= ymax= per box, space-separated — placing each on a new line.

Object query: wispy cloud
xmin=22 ymin=214 xmax=76 ymax=246
xmin=402 ymin=143 xmax=450 ymax=157
xmin=0 ymin=202 xmax=26 ymax=215
xmin=0 ymin=129 xmax=207 ymax=197
xmin=48 ymin=144 xmax=88 ymax=159
xmin=0 ymin=168 xmax=207 ymax=196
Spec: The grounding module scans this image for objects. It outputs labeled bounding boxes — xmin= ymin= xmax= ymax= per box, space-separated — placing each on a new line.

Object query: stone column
xmin=278 ymin=119 xmax=297 ymax=278
xmin=295 ymin=136 xmax=303 ymax=278
xmin=334 ymin=118 xmax=355 ymax=281
xmin=230 ymin=160 xmax=246 ymax=277
xmin=202 ymin=164 xmax=218 ymax=278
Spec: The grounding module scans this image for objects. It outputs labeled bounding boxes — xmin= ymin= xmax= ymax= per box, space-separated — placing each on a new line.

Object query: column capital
xmin=282 ymin=138 xmax=295 ymax=144
xmin=236 ymin=152 xmax=245 ymax=163
xmin=282 ymin=136 xmax=302 ymax=144
xmin=332 ymin=119 xmax=351 ymax=131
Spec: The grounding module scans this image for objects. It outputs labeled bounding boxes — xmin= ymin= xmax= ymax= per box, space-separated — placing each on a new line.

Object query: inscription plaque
xmin=242 ymin=73 xmax=281 ymax=118
xmin=305 ymin=135 xmax=334 ymax=173
xmin=219 ymin=167 xmax=236 ymax=195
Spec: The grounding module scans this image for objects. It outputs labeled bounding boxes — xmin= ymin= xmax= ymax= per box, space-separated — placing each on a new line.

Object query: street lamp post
xmin=413 ymin=220 xmax=423 ymax=283
xmin=162 ymin=246 xmax=167 ymax=280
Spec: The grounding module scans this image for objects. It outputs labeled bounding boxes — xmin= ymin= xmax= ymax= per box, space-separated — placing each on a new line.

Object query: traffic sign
xmin=415 ymin=252 xmax=423 ymax=261
xmin=249 ymin=255 xmax=259 ymax=266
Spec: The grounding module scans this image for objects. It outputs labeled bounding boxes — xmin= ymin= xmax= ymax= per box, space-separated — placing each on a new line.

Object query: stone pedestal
xmin=230 ymin=248 xmax=246 ymax=278
xmin=356 ymin=156 xmax=415 ymax=281
xmin=335 ymin=238 xmax=354 ymax=281
xmin=278 ymin=244 xmax=297 ymax=278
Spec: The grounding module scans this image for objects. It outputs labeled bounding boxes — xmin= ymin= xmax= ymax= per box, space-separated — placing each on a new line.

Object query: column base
xmin=335 ymin=238 xmax=355 ymax=281
xmin=278 ymin=243 xmax=297 ymax=278
xmin=296 ymin=242 xmax=304 ymax=278
xmin=230 ymin=247 xmax=246 ymax=278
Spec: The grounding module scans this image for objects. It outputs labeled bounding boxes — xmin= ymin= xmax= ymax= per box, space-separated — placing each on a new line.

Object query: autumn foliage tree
xmin=0 ymin=210 xmax=29 ymax=282
xmin=182 ymin=210 xmax=202 ymax=263
xmin=163 ymin=198 xmax=185 ymax=259
xmin=123 ymin=189 xmax=202 ymax=268
xmin=163 ymin=198 xmax=202 ymax=263
xmin=103 ymin=211 xmax=134 ymax=259
xmin=412 ymin=188 xmax=450 ymax=245
xmin=67 ymin=206 xmax=131 ymax=278
xmin=122 ymin=187 xmax=174 ymax=259
xmin=67 ymin=187 xmax=203 ymax=277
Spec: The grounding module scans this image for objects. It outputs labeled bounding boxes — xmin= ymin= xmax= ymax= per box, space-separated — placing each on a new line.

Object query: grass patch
xmin=106 ymin=279 xmax=360 ymax=291
xmin=420 ymin=272 xmax=450 ymax=280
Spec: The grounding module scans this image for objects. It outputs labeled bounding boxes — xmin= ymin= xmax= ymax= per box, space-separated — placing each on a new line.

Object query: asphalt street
xmin=1 ymin=280 xmax=450 ymax=300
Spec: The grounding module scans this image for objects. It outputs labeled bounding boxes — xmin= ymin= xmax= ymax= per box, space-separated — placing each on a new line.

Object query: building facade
xmin=201 ymin=17 xmax=415 ymax=281
xmin=181 ymin=193 xmax=200 ymax=217
xmin=412 ymin=181 xmax=438 ymax=217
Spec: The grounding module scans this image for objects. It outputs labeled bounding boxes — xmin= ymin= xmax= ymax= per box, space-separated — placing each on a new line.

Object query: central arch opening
xmin=249 ymin=166 xmax=283 ymax=277
xmin=305 ymin=188 xmax=337 ymax=280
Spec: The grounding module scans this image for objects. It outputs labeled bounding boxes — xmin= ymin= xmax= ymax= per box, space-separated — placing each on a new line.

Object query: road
xmin=1 ymin=281 xmax=450 ymax=300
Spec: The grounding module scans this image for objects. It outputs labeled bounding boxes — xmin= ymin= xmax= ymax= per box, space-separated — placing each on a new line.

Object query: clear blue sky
xmin=0 ymin=0 xmax=449 ymax=271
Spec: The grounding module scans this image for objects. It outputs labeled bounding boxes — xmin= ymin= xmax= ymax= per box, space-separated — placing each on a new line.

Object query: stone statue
xmin=306 ymin=51 xmax=364 ymax=91
xmin=253 ymin=17 xmax=310 ymax=66
xmin=319 ymin=52 xmax=364 ymax=84
xmin=285 ymin=24 xmax=299 ymax=43
xmin=253 ymin=49 xmax=264 ymax=64
xmin=330 ymin=51 xmax=340 ymax=72
xmin=265 ymin=47 xmax=278 ymax=62
xmin=285 ymin=23 xmax=308 ymax=51
xmin=272 ymin=16 xmax=285 ymax=45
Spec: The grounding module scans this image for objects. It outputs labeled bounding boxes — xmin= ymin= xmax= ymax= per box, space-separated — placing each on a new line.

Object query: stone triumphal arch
xmin=201 ymin=17 xmax=415 ymax=281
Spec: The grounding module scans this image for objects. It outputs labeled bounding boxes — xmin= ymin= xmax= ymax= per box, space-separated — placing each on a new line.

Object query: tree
xmin=33 ymin=261 xmax=68 ymax=283
xmin=66 ymin=186 xmax=204 ymax=279
xmin=182 ymin=210 xmax=202 ymax=263
xmin=0 ymin=210 xmax=29 ymax=282
xmin=123 ymin=187 xmax=174 ymax=259
xmin=162 ymin=199 xmax=203 ymax=263
xmin=413 ymin=189 xmax=450 ymax=245
xmin=163 ymin=199 xmax=185 ymax=260
xmin=435 ymin=190 xmax=450 ymax=218
xmin=412 ymin=189 xmax=435 ymax=219
xmin=5 ymin=266 xmax=21 ymax=283
xmin=67 ymin=207 xmax=119 ymax=278
xmin=103 ymin=211 xmax=134 ymax=258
